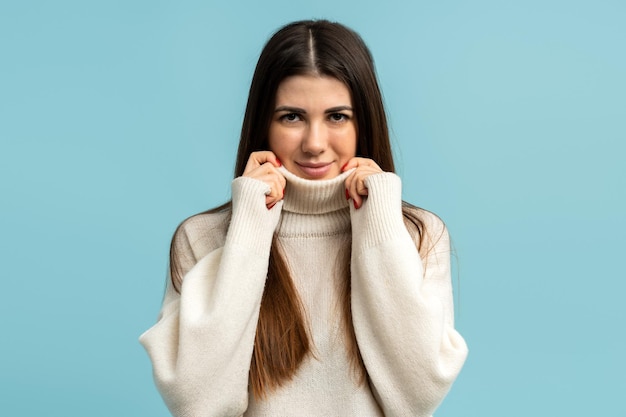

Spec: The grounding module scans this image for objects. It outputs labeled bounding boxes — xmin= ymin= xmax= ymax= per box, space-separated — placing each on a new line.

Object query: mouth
xmin=295 ymin=162 xmax=334 ymax=179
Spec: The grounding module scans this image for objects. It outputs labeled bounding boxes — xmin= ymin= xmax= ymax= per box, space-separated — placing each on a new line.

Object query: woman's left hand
xmin=342 ymin=157 xmax=384 ymax=209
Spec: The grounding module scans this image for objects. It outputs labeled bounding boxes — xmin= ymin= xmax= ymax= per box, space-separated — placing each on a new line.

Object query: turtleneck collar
xmin=276 ymin=166 xmax=353 ymax=237
xmin=278 ymin=166 xmax=353 ymax=215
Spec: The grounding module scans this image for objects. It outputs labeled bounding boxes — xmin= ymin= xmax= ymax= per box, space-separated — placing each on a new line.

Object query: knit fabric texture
xmin=140 ymin=167 xmax=468 ymax=417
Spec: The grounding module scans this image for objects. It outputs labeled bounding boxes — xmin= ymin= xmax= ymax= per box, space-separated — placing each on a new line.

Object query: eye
xmin=280 ymin=113 xmax=301 ymax=123
xmin=329 ymin=113 xmax=349 ymax=123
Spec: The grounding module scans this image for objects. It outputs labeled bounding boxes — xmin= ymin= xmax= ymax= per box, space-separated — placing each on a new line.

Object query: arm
xmin=139 ymin=176 xmax=282 ymax=417
xmin=349 ymin=172 xmax=468 ymax=417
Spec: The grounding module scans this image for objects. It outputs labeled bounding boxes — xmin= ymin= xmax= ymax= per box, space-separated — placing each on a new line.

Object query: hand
xmin=242 ymin=151 xmax=286 ymax=209
xmin=342 ymin=157 xmax=384 ymax=209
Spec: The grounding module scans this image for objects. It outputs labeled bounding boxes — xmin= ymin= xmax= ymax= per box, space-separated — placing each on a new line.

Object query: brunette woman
xmin=140 ymin=19 xmax=467 ymax=417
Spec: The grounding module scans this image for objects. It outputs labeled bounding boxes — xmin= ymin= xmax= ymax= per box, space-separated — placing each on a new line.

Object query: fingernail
xmin=345 ymin=189 xmax=350 ymax=200
xmin=341 ymin=162 xmax=349 ymax=171
xmin=276 ymin=158 xmax=282 ymax=167
xmin=353 ymin=200 xmax=359 ymax=210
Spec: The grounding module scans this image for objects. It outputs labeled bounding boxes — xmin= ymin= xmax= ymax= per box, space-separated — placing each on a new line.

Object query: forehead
xmin=275 ymin=75 xmax=352 ymax=106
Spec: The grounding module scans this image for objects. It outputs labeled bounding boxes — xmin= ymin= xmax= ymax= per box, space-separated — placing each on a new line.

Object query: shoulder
xmin=402 ymin=203 xmax=449 ymax=256
xmin=173 ymin=209 xmax=232 ymax=264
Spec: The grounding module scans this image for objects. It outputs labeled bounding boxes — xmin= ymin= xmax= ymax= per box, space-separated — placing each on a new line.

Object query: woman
xmin=140 ymin=20 xmax=468 ymax=417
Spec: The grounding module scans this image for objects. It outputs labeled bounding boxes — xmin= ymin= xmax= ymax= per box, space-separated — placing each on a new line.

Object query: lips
xmin=296 ymin=162 xmax=334 ymax=179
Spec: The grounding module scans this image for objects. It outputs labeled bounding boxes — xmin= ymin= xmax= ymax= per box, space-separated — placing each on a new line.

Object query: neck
xmin=278 ymin=166 xmax=353 ymax=215
xmin=276 ymin=166 xmax=353 ymax=237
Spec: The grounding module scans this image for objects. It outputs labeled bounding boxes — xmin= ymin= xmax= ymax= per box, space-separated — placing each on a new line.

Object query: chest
xmin=277 ymin=233 xmax=351 ymax=349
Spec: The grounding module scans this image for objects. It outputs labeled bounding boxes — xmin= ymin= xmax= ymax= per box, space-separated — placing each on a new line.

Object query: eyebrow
xmin=274 ymin=105 xmax=353 ymax=113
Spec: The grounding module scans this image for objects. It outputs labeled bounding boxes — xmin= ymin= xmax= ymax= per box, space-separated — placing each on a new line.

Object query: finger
xmin=341 ymin=157 xmax=381 ymax=172
xmin=246 ymin=161 xmax=282 ymax=182
xmin=243 ymin=151 xmax=281 ymax=175
xmin=351 ymin=186 xmax=363 ymax=210
xmin=341 ymin=157 xmax=360 ymax=172
xmin=269 ymin=173 xmax=285 ymax=200
xmin=345 ymin=166 xmax=382 ymax=209
xmin=264 ymin=169 xmax=287 ymax=209
xmin=251 ymin=150 xmax=281 ymax=167
xmin=344 ymin=170 xmax=362 ymax=209
xmin=355 ymin=176 xmax=369 ymax=196
xmin=240 ymin=157 xmax=285 ymax=209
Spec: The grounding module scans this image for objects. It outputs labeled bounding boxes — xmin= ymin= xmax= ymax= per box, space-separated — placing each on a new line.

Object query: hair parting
xmin=307 ymin=28 xmax=316 ymax=70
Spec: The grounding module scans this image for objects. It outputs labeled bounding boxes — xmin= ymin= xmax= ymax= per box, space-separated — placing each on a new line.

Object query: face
xmin=268 ymin=75 xmax=357 ymax=180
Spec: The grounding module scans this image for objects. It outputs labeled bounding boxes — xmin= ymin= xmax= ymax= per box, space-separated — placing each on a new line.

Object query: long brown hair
xmin=169 ymin=19 xmax=425 ymax=399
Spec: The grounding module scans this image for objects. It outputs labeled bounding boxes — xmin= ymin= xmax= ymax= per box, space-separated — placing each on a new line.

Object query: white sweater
xmin=139 ymin=167 xmax=468 ymax=417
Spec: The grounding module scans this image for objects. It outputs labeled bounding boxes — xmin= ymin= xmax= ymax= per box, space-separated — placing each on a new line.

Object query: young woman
xmin=140 ymin=20 xmax=468 ymax=417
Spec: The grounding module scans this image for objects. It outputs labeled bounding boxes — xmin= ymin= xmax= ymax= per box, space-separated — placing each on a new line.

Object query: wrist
xmin=350 ymin=172 xmax=406 ymax=248
xmin=228 ymin=177 xmax=282 ymax=254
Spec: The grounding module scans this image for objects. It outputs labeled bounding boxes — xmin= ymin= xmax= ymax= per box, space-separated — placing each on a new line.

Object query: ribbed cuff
xmin=350 ymin=172 xmax=407 ymax=250
xmin=227 ymin=176 xmax=282 ymax=255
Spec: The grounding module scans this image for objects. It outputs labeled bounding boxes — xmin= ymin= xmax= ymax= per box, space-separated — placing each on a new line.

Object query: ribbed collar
xmin=278 ymin=166 xmax=353 ymax=214
xmin=276 ymin=166 xmax=353 ymax=237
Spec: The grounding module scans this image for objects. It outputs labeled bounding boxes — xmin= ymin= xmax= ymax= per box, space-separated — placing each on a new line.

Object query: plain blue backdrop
xmin=1 ymin=0 xmax=624 ymax=416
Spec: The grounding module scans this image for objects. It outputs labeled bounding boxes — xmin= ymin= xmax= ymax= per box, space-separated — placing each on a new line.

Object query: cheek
xmin=341 ymin=141 xmax=357 ymax=158
xmin=268 ymin=125 xmax=295 ymax=156
xmin=330 ymin=134 xmax=357 ymax=160
xmin=267 ymin=124 xmax=282 ymax=153
xmin=341 ymin=125 xmax=358 ymax=157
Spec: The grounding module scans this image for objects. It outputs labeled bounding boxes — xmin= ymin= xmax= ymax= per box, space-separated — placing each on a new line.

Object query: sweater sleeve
xmin=349 ymin=173 xmax=468 ymax=417
xmin=139 ymin=177 xmax=282 ymax=417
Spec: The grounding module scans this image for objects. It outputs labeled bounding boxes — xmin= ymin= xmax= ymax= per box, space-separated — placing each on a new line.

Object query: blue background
xmin=1 ymin=1 xmax=624 ymax=415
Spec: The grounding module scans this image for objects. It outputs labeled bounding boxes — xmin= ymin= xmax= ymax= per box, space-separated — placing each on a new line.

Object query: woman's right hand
xmin=242 ymin=151 xmax=286 ymax=209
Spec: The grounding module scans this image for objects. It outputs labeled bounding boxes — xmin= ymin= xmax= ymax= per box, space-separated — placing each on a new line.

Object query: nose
xmin=301 ymin=122 xmax=327 ymax=155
